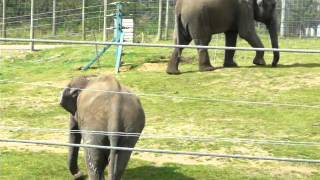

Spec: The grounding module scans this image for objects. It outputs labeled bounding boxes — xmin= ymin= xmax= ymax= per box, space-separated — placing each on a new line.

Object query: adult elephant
xmin=167 ymin=0 xmax=280 ymax=75
xmin=60 ymin=75 xmax=145 ymax=180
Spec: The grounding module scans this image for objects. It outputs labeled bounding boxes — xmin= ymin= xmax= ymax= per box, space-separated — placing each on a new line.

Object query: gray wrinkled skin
xmin=60 ymin=75 xmax=145 ymax=180
xmin=167 ymin=0 xmax=280 ymax=75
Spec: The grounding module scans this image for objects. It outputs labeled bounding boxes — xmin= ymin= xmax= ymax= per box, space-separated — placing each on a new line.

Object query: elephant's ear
xmin=60 ymin=87 xmax=81 ymax=115
xmin=69 ymin=88 xmax=81 ymax=99
xmin=238 ymin=0 xmax=256 ymax=34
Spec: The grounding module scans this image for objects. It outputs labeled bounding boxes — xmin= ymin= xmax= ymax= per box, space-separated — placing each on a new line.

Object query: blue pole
xmin=115 ymin=32 xmax=125 ymax=73
xmin=82 ymin=2 xmax=125 ymax=72
xmin=114 ymin=2 xmax=124 ymax=73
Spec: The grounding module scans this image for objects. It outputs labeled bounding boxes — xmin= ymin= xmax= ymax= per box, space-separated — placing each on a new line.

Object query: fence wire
xmin=1 ymin=38 xmax=320 ymax=54
xmin=1 ymin=126 xmax=320 ymax=147
xmin=1 ymin=0 xmax=320 ymax=41
xmin=0 ymin=79 xmax=319 ymax=109
xmin=1 ymin=138 xmax=320 ymax=164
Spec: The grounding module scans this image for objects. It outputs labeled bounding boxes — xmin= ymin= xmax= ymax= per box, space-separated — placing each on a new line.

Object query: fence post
xmin=103 ymin=0 xmax=108 ymax=41
xmin=2 ymin=0 xmax=6 ymax=38
xmin=82 ymin=0 xmax=86 ymax=40
xmin=52 ymin=0 xmax=56 ymax=36
xmin=164 ymin=0 xmax=169 ymax=40
xmin=157 ymin=0 xmax=163 ymax=41
xmin=280 ymin=0 xmax=286 ymax=37
xmin=30 ymin=0 xmax=34 ymax=51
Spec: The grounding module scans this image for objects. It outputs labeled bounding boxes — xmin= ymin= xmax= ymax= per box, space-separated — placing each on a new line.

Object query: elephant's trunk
xmin=267 ymin=16 xmax=280 ymax=67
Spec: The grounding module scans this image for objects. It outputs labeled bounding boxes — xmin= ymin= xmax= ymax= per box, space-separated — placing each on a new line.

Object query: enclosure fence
xmin=1 ymin=0 xmax=320 ymax=44
xmin=1 ymin=138 xmax=320 ymax=164
xmin=0 ymin=78 xmax=320 ymax=164
xmin=1 ymin=0 xmax=320 ymax=176
xmin=1 ymin=78 xmax=320 ymax=108
xmin=2 ymin=38 xmax=320 ymax=54
xmin=1 ymin=126 xmax=320 ymax=146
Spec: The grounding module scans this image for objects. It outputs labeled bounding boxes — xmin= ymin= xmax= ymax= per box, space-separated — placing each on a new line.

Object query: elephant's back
xmin=119 ymin=87 xmax=145 ymax=133
xmin=77 ymin=76 xmax=144 ymax=133
xmin=178 ymin=0 xmax=238 ymax=36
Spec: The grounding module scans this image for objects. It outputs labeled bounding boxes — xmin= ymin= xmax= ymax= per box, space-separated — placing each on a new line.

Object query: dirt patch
xmin=133 ymin=153 xmax=226 ymax=166
xmin=138 ymin=63 xmax=167 ymax=72
xmin=226 ymin=73 xmax=320 ymax=93
xmin=270 ymin=164 xmax=319 ymax=177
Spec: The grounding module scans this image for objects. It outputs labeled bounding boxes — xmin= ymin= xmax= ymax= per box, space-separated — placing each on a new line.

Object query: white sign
xmin=114 ymin=19 xmax=134 ymax=42
xmin=122 ymin=19 xmax=134 ymax=43
xmin=114 ymin=19 xmax=134 ymax=43
xmin=318 ymin=25 xmax=320 ymax=37
xmin=305 ymin=28 xmax=315 ymax=37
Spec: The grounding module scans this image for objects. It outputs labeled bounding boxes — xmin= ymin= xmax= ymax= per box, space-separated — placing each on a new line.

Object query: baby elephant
xmin=60 ymin=75 xmax=145 ymax=180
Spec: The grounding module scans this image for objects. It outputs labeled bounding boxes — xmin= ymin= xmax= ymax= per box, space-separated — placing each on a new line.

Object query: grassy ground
xmin=0 ymin=37 xmax=320 ymax=179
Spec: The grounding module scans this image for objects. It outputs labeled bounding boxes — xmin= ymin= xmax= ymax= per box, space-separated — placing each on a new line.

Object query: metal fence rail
xmin=1 ymin=126 xmax=320 ymax=147
xmin=1 ymin=38 xmax=320 ymax=54
xmin=1 ymin=138 xmax=320 ymax=164
xmin=1 ymin=79 xmax=319 ymax=109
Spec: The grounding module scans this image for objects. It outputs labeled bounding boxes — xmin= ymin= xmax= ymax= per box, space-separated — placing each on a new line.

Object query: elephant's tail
xmin=175 ymin=14 xmax=181 ymax=45
xmin=175 ymin=14 xmax=191 ymax=57
xmin=109 ymin=135 xmax=119 ymax=180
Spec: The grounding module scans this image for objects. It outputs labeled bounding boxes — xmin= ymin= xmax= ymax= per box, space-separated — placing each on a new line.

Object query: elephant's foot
xmin=199 ymin=65 xmax=215 ymax=72
xmin=253 ymin=57 xmax=266 ymax=66
xmin=271 ymin=61 xmax=278 ymax=67
xmin=223 ymin=61 xmax=238 ymax=68
xmin=73 ymin=171 xmax=85 ymax=180
xmin=166 ymin=67 xmax=181 ymax=75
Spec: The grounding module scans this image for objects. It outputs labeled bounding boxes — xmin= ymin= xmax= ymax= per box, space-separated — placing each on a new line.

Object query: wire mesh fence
xmin=1 ymin=0 xmax=319 ymax=43
xmin=0 ymin=0 xmax=176 ymax=42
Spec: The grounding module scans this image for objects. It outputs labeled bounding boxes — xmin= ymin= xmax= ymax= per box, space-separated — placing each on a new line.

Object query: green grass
xmin=0 ymin=37 xmax=320 ymax=179
xmin=1 ymin=150 xmax=319 ymax=180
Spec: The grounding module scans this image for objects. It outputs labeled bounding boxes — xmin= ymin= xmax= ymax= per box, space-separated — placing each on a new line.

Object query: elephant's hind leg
xmin=224 ymin=32 xmax=239 ymax=67
xmin=167 ymin=37 xmax=192 ymax=75
xmin=113 ymin=137 xmax=140 ymax=180
xmin=194 ymin=38 xmax=215 ymax=72
xmin=84 ymin=135 xmax=110 ymax=180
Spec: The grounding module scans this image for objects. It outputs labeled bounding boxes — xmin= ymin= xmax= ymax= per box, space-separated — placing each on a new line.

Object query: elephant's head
xmin=254 ymin=0 xmax=277 ymax=22
xmin=60 ymin=76 xmax=90 ymax=115
xmin=254 ymin=0 xmax=280 ymax=66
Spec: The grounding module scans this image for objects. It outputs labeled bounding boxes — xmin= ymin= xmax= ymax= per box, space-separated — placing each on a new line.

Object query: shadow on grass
xmin=239 ymin=63 xmax=320 ymax=69
xmin=277 ymin=63 xmax=320 ymax=68
xmin=124 ymin=165 xmax=195 ymax=180
xmin=182 ymin=67 xmax=224 ymax=74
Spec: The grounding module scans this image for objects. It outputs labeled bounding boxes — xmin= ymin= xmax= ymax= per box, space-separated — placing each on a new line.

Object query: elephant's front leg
xmin=194 ymin=39 xmax=215 ymax=72
xmin=224 ymin=32 xmax=239 ymax=67
xmin=68 ymin=115 xmax=83 ymax=179
xmin=240 ymin=32 xmax=266 ymax=66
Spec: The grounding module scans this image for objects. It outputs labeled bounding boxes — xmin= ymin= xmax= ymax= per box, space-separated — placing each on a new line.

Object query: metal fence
xmin=0 ymin=79 xmax=320 ymax=165
xmin=0 ymin=0 xmax=176 ymax=42
xmin=1 ymin=1 xmax=320 ymax=178
xmin=1 ymin=0 xmax=319 ymax=43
